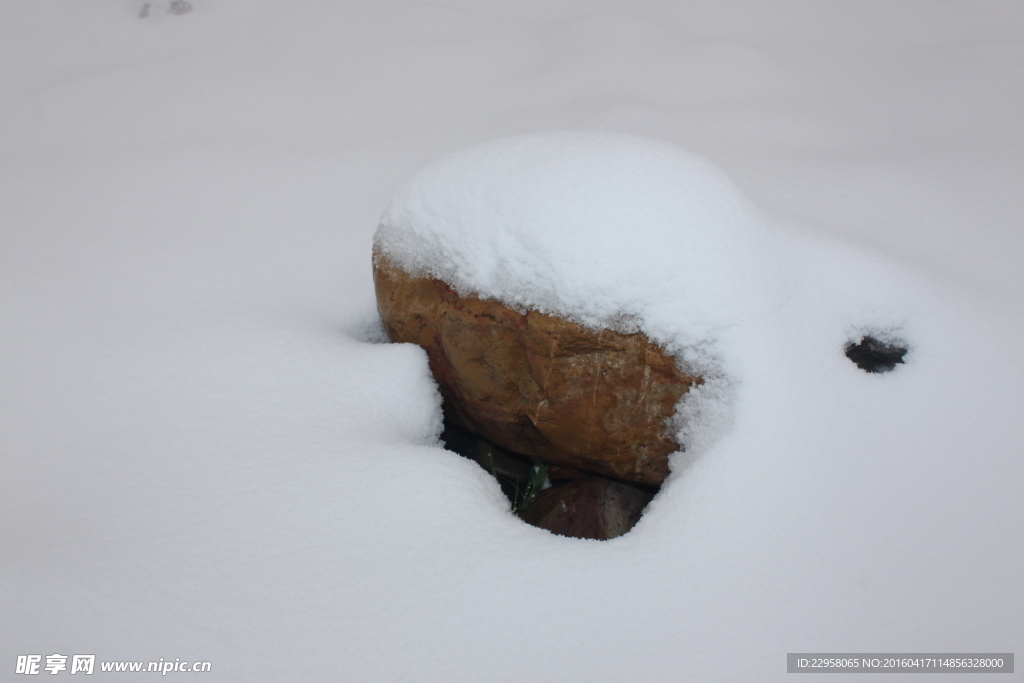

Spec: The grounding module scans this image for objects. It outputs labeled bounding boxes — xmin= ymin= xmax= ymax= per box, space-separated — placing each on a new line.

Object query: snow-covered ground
xmin=2 ymin=2 xmax=1022 ymax=681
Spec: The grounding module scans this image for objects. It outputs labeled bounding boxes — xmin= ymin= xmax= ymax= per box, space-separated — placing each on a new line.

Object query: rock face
xmin=373 ymin=253 xmax=700 ymax=487
xmin=519 ymin=476 xmax=655 ymax=540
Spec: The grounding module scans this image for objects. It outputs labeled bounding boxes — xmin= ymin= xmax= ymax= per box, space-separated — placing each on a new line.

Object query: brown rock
xmin=518 ymin=476 xmax=655 ymax=540
xmin=373 ymin=253 xmax=700 ymax=486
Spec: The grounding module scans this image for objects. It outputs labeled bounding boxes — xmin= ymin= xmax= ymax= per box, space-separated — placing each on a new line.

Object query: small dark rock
xmin=442 ymin=421 xmax=656 ymax=538
xmin=845 ymin=336 xmax=908 ymax=373
xmin=519 ymin=476 xmax=655 ymax=541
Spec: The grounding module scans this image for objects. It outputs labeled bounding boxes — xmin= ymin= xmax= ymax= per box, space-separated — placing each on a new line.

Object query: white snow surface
xmin=3 ymin=2 xmax=1023 ymax=682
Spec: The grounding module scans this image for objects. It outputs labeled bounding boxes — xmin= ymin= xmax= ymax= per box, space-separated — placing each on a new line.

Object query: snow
xmin=2 ymin=2 xmax=1023 ymax=681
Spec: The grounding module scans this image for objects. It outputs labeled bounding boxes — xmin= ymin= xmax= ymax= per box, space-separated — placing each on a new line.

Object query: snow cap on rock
xmin=374 ymin=131 xmax=780 ymax=353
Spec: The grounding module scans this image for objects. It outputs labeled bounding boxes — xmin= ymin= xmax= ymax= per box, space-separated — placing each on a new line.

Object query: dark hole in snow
xmin=441 ymin=419 xmax=658 ymax=540
xmin=845 ymin=336 xmax=908 ymax=373
xmin=441 ymin=422 xmax=542 ymax=511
